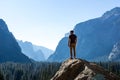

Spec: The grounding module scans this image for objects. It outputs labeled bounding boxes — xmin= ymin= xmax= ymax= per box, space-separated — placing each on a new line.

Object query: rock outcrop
xmin=51 ymin=59 xmax=119 ymax=80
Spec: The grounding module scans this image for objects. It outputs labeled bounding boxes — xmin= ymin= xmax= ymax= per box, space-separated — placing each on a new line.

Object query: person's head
xmin=70 ymin=30 xmax=74 ymax=35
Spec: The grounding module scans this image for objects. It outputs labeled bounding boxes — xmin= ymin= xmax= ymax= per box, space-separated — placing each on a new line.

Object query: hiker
xmin=68 ymin=30 xmax=77 ymax=59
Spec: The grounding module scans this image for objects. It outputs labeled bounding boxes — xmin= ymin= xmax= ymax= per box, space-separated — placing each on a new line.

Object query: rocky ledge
xmin=51 ymin=59 xmax=119 ymax=80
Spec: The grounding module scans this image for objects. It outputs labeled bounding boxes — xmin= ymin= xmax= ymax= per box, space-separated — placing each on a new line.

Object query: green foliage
xmin=0 ymin=61 xmax=119 ymax=80
xmin=0 ymin=70 xmax=4 ymax=80
xmin=0 ymin=62 xmax=61 ymax=80
xmin=14 ymin=69 xmax=23 ymax=80
xmin=97 ymin=61 xmax=120 ymax=76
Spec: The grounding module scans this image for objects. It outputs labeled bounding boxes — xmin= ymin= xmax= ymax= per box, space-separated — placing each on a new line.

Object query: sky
xmin=0 ymin=0 xmax=120 ymax=50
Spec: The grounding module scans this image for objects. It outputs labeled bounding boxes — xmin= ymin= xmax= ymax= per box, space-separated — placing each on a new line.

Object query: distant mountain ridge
xmin=17 ymin=40 xmax=53 ymax=61
xmin=33 ymin=45 xmax=54 ymax=59
xmin=17 ymin=40 xmax=45 ymax=61
xmin=0 ymin=19 xmax=31 ymax=63
xmin=48 ymin=7 xmax=120 ymax=62
xmin=102 ymin=7 xmax=120 ymax=20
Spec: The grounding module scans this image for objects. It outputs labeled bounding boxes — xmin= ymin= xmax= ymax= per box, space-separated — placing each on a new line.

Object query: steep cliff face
xmin=0 ymin=19 xmax=31 ymax=63
xmin=74 ymin=7 xmax=120 ymax=61
xmin=51 ymin=59 xmax=119 ymax=80
xmin=48 ymin=7 xmax=120 ymax=62
xmin=108 ymin=42 xmax=120 ymax=61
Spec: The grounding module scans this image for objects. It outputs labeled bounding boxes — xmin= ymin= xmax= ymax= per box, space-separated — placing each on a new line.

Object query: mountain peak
xmin=111 ymin=7 xmax=120 ymax=11
xmin=0 ymin=19 xmax=31 ymax=63
xmin=102 ymin=7 xmax=120 ymax=20
xmin=51 ymin=59 xmax=120 ymax=80
xmin=0 ymin=19 xmax=9 ymax=32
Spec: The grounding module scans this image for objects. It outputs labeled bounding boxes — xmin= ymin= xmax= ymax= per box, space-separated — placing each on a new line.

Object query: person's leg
xmin=70 ymin=46 xmax=73 ymax=59
xmin=73 ymin=44 xmax=76 ymax=59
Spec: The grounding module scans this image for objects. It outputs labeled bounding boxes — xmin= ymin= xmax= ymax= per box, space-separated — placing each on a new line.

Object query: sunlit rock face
xmin=108 ymin=42 xmax=120 ymax=61
xmin=51 ymin=59 xmax=120 ymax=80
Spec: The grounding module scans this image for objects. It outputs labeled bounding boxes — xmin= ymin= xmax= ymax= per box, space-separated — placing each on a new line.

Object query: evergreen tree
xmin=0 ymin=71 xmax=4 ymax=80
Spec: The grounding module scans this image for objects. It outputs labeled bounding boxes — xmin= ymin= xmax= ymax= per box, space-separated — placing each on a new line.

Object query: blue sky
xmin=0 ymin=0 xmax=120 ymax=50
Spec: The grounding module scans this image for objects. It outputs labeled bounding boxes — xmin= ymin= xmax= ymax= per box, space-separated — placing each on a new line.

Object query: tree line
xmin=97 ymin=61 xmax=120 ymax=76
xmin=0 ymin=61 xmax=120 ymax=80
xmin=0 ymin=62 xmax=61 ymax=80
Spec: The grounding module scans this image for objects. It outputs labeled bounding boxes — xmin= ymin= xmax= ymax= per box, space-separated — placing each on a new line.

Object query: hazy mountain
xmin=0 ymin=19 xmax=31 ymax=63
xmin=17 ymin=40 xmax=45 ymax=61
xmin=48 ymin=7 xmax=120 ymax=62
xmin=108 ymin=41 xmax=120 ymax=61
xmin=48 ymin=37 xmax=69 ymax=62
xmin=33 ymin=45 xmax=54 ymax=59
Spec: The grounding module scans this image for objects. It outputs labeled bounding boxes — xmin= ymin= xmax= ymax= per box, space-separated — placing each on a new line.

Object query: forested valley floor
xmin=0 ymin=61 xmax=120 ymax=80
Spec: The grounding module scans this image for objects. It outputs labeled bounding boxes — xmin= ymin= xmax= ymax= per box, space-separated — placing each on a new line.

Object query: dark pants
xmin=70 ymin=43 xmax=76 ymax=58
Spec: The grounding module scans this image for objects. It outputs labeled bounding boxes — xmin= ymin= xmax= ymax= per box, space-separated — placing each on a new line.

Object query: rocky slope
xmin=0 ymin=19 xmax=31 ymax=63
xmin=51 ymin=59 xmax=120 ymax=80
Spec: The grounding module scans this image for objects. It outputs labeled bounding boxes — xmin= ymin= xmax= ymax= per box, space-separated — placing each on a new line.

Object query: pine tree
xmin=0 ymin=71 xmax=4 ymax=80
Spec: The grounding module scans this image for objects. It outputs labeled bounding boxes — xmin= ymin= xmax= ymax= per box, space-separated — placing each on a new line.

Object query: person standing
xmin=68 ymin=30 xmax=77 ymax=59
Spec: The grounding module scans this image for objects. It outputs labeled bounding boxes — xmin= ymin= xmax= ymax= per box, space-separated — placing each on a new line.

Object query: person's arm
xmin=68 ymin=38 xmax=71 ymax=47
xmin=75 ymin=36 xmax=77 ymax=44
